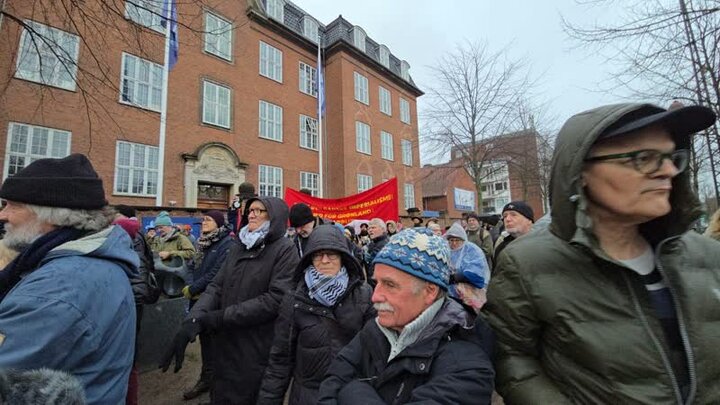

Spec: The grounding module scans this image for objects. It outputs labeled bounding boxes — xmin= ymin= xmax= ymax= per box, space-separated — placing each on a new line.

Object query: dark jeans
xmin=199 ymin=331 xmax=215 ymax=383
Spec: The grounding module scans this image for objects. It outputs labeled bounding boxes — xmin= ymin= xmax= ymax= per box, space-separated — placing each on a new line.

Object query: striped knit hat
xmin=373 ymin=228 xmax=451 ymax=290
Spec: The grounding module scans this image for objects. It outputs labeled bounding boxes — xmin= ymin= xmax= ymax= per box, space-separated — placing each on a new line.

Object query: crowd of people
xmin=0 ymin=101 xmax=719 ymax=404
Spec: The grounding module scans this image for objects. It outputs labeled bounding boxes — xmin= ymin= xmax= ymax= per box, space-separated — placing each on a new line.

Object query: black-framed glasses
xmin=584 ymin=149 xmax=689 ymax=175
xmin=248 ymin=208 xmax=267 ymax=216
xmin=312 ymin=251 xmax=340 ymax=261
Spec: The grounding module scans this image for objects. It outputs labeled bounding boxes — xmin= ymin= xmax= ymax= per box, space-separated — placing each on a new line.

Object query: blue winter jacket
xmin=188 ymin=231 xmax=234 ymax=296
xmin=0 ymin=225 xmax=139 ymax=405
xmin=449 ymin=241 xmax=490 ymax=293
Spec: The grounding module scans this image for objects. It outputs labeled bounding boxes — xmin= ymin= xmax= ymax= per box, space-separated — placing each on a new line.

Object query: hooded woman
xmin=385 ymin=220 xmax=398 ymax=237
xmin=444 ymin=222 xmax=490 ymax=312
xmin=257 ymin=224 xmax=375 ymax=405
xmin=160 ymin=197 xmax=298 ymax=404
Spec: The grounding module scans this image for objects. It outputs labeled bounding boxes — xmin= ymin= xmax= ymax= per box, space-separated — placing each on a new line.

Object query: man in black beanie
xmin=289 ymin=203 xmax=325 ymax=257
xmin=494 ymin=200 xmax=534 ymax=264
xmin=0 ymin=154 xmax=139 ymax=404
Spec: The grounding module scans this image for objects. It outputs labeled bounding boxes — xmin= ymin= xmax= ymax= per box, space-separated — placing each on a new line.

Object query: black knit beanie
xmin=0 ymin=154 xmax=107 ymax=209
xmin=502 ymin=201 xmax=535 ymax=223
xmin=205 ymin=210 xmax=226 ymax=227
xmin=289 ymin=203 xmax=315 ymax=227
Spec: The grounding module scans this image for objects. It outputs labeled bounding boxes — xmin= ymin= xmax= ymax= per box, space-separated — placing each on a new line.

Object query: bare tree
xmin=422 ymin=41 xmax=538 ymax=208
xmin=562 ymin=0 xmax=720 ymax=204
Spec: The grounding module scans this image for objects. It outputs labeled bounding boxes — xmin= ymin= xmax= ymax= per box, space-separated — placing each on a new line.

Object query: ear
xmin=423 ymin=283 xmax=440 ymax=305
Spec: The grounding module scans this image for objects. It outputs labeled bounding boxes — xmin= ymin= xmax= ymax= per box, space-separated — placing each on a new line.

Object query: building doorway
xmin=197 ymin=183 xmax=230 ymax=209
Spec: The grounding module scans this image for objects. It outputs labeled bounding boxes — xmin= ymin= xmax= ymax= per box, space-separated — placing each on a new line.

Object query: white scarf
xmin=238 ymin=221 xmax=270 ymax=249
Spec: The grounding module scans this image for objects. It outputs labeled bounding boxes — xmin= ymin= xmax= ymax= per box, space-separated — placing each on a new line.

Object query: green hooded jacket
xmin=484 ymin=103 xmax=720 ymax=404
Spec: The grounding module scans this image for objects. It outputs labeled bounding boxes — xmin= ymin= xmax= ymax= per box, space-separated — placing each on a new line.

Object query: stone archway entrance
xmin=182 ymin=143 xmax=247 ymax=208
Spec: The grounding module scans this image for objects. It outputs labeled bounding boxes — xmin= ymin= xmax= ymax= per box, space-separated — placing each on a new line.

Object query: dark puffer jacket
xmin=187 ymin=228 xmax=233 ymax=297
xmin=484 ymin=103 xmax=720 ymax=404
xmin=190 ymin=197 xmax=298 ymax=405
xmin=257 ymin=224 xmax=375 ymax=405
xmin=317 ymin=299 xmax=495 ymax=405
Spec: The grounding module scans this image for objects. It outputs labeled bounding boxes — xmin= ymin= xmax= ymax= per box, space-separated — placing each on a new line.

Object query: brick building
xmin=0 ymin=0 xmax=423 ymax=211
xmin=445 ymin=129 xmax=545 ymax=218
xmin=420 ymin=162 xmax=478 ymax=220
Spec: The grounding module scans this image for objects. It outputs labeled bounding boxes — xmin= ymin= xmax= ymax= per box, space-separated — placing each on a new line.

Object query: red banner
xmin=285 ymin=178 xmax=399 ymax=224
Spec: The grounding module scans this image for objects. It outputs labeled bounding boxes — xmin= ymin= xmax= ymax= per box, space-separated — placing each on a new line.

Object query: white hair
xmin=411 ymin=277 xmax=446 ymax=301
xmin=27 ymin=204 xmax=114 ymax=232
xmin=369 ymin=218 xmax=387 ymax=233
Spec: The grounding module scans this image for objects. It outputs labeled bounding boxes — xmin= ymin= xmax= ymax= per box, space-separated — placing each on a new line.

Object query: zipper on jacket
xmin=654 ymin=238 xmax=696 ymax=405
xmin=621 ymin=271 xmax=684 ymax=405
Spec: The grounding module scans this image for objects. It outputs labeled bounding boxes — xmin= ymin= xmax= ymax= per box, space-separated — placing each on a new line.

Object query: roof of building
xmin=419 ymin=162 xmax=466 ymax=197
xmin=254 ymin=0 xmax=419 ymax=91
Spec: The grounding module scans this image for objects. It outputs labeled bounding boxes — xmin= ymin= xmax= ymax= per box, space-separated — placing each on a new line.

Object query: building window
xmin=125 ymin=0 xmax=164 ymax=32
xmin=400 ymin=98 xmax=411 ymax=124
xmin=4 ymin=122 xmax=71 ymax=179
xmin=114 ymin=141 xmax=159 ymax=196
xmin=204 ymin=12 xmax=233 ymax=61
xmin=266 ymin=0 xmax=284 ymax=22
xmin=299 ymin=114 xmax=318 ymax=150
xmin=401 ymin=60 xmax=410 ymax=81
xmin=357 ymin=174 xmax=372 ymax=193
xmin=378 ymin=45 xmax=390 ymax=68
xmin=259 ymin=101 xmax=283 ymax=142
xmin=355 ymin=121 xmax=371 ymax=155
xmin=481 ymin=184 xmax=488 ymax=192
xmin=354 ymin=72 xmax=368 ymax=104
xmin=404 ymin=183 xmax=415 ymax=209
xmin=300 ymin=171 xmax=319 ymax=196
xmin=401 ymin=139 xmax=413 ymax=166
xmin=352 ymin=26 xmax=366 ymax=52
xmin=299 ymin=62 xmax=317 ymax=97
xmin=381 ymin=131 xmax=394 ymax=161
xmin=303 ymin=16 xmax=319 ymax=43
xmin=120 ymin=53 xmax=163 ymax=112
xmin=259 ymin=41 xmax=283 ymax=82
xmin=15 ymin=21 xmax=80 ymax=91
xmin=379 ymin=86 xmax=392 ymax=116
xmin=495 ymin=182 xmax=508 ymax=191
xmin=202 ymin=81 xmax=231 ymax=128
xmin=259 ymin=164 xmax=283 ymax=197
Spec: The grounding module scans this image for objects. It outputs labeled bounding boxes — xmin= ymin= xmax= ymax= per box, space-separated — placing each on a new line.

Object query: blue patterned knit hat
xmin=372 ymin=228 xmax=451 ymax=290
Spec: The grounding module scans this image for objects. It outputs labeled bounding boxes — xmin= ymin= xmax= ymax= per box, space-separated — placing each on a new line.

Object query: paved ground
xmin=138 ymin=340 xmax=209 ymax=405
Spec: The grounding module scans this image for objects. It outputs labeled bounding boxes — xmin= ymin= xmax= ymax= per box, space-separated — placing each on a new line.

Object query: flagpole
xmin=155 ymin=2 xmax=173 ymax=206
xmin=317 ymin=38 xmax=324 ymax=198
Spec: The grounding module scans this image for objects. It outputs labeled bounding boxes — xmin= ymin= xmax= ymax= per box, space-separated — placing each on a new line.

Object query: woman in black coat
xmin=257 ymin=224 xmax=376 ymax=405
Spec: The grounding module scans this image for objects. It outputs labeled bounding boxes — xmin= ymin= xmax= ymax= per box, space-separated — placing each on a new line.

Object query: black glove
xmin=196 ymin=310 xmax=224 ymax=332
xmin=158 ymin=319 xmax=202 ymax=373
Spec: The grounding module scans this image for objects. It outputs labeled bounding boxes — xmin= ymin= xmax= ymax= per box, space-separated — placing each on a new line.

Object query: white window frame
xmin=4 ymin=122 xmax=71 ymax=179
xmin=302 ymin=16 xmax=320 ymax=43
xmin=357 ymin=174 xmax=372 ymax=193
xmin=259 ymin=100 xmax=283 ymax=142
xmin=380 ymin=131 xmax=394 ymax=161
xmin=119 ymin=53 xmax=163 ymax=112
xmin=259 ymin=164 xmax=283 ymax=197
xmin=125 ymin=0 xmax=165 ymax=33
xmin=300 ymin=171 xmax=319 ymax=196
xmin=404 ymin=183 xmax=415 ymax=209
xmin=401 ymin=139 xmax=413 ymax=166
xmin=299 ymin=114 xmax=318 ymax=150
xmin=204 ymin=11 xmax=233 ymax=61
xmin=266 ymin=0 xmax=285 ymax=22
xmin=378 ymin=45 xmax=390 ymax=67
xmin=355 ymin=121 xmax=371 ymax=155
xmin=113 ymin=140 xmax=159 ymax=196
xmin=15 ymin=21 xmax=80 ymax=91
xmin=354 ymin=72 xmax=368 ymax=104
xmin=202 ymin=80 xmax=232 ymax=128
xmin=299 ymin=62 xmax=317 ymax=97
xmin=259 ymin=41 xmax=283 ymax=82
xmin=400 ymin=98 xmax=411 ymax=124
xmin=352 ymin=26 xmax=366 ymax=52
xmin=379 ymin=86 xmax=392 ymax=116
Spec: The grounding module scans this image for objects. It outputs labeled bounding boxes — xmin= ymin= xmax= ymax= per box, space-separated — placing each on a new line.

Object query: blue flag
xmin=161 ymin=0 xmax=178 ymax=69
xmin=316 ymin=41 xmax=325 ymax=118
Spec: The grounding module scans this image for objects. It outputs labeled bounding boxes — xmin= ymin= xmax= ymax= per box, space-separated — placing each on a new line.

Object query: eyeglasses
xmin=248 ymin=208 xmax=267 ymax=216
xmin=312 ymin=251 xmax=340 ymax=261
xmin=584 ymin=149 xmax=689 ymax=175
xmin=447 ymin=238 xmax=464 ymax=244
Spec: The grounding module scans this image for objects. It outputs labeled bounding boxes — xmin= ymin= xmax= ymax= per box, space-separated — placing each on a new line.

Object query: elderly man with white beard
xmin=0 ymin=154 xmax=138 ymax=404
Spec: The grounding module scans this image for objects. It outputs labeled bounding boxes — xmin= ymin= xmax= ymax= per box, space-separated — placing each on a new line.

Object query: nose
xmin=371 ymin=285 xmax=383 ymax=303
xmin=653 ymin=156 xmax=680 ymax=178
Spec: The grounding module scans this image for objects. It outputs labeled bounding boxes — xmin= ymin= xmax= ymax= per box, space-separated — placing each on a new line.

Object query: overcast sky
xmin=294 ymin=0 xmax=630 ymax=162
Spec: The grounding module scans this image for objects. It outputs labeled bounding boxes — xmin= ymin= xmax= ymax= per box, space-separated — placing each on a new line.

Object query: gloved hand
xmin=196 ymin=310 xmax=224 ymax=332
xmin=159 ymin=319 xmax=202 ymax=373
xmin=182 ymin=285 xmax=192 ymax=299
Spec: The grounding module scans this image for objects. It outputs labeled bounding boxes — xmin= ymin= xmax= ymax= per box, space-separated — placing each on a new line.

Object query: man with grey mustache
xmin=317 ymin=228 xmax=494 ymax=404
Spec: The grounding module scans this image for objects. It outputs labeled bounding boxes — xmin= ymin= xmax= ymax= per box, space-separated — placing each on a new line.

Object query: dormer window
xmin=352 ymin=26 xmax=366 ymax=52
xmin=378 ymin=45 xmax=390 ymax=68
xmin=266 ymin=0 xmax=284 ymax=22
xmin=303 ymin=16 xmax=319 ymax=44
xmin=401 ymin=60 xmax=410 ymax=81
